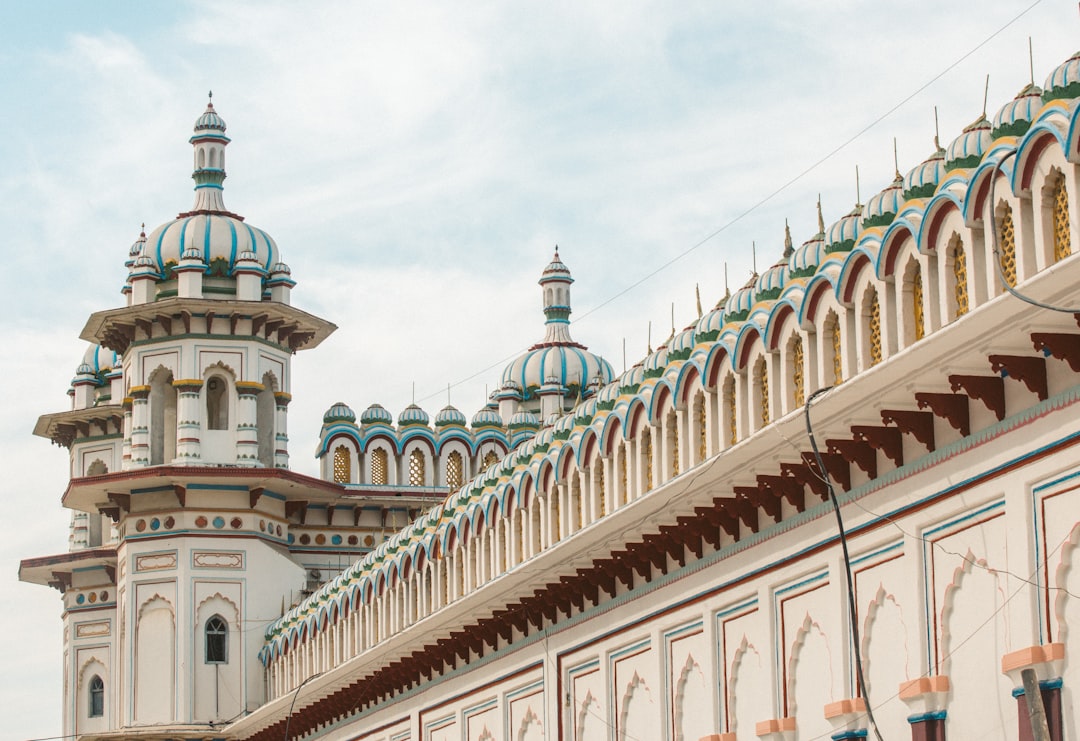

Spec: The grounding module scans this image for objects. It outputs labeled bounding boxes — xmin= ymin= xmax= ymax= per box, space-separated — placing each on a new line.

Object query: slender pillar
xmin=235 ymin=382 xmax=261 ymax=464
xmin=899 ymin=675 xmax=950 ymax=741
xmin=128 ymin=386 xmax=151 ymax=467
xmin=173 ymin=379 xmax=203 ymax=463
xmin=274 ymin=392 xmax=292 ymax=468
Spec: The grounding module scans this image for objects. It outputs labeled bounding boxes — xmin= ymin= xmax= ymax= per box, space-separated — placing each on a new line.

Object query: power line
xmin=417 ymin=0 xmax=1046 ymax=408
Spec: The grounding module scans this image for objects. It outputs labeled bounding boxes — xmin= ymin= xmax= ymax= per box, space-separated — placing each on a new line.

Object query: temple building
xmin=19 ymin=47 xmax=1080 ymax=741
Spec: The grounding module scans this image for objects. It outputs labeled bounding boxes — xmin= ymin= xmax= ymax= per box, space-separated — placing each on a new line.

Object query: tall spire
xmin=783 ymin=219 xmax=793 ymax=258
xmin=538 ymin=247 xmax=580 ymax=346
xmin=817 ymin=194 xmax=825 ymax=236
xmin=188 ymin=93 xmax=232 ymax=214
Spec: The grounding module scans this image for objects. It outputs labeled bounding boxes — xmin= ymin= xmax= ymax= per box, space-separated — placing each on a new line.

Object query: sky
xmin=2 ymin=1 xmax=1077 ymax=738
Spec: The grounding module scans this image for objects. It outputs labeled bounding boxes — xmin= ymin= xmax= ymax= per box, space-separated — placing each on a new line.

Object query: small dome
xmin=181 ymin=245 xmax=204 ymax=262
xmin=543 ymin=412 xmax=561 ymax=428
xmin=993 ymin=83 xmax=1044 ymax=138
xmin=471 ymin=408 xmax=503 ymax=429
xmin=237 ymin=249 xmax=260 ymax=263
xmin=360 ymin=403 xmax=393 ymax=426
xmin=1044 ymin=50 xmax=1080 ymax=103
xmin=397 ymin=404 xmax=430 ymax=427
xmin=323 ymin=402 xmax=356 ymax=424
xmin=903 ymin=147 xmax=945 ymax=200
xmin=434 ymin=404 xmax=467 ymax=428
xmin=540 ymin=249 xmax=573 ymax=282
xmin=724 ymin=281 xmax=755 ymax=321
xmin=696 ymin=306 xmax=724 ymax=340
xmin=863 ymin=174 xmax=904 ymax=229
xmin=618 ymin=364 xmax=645 ymax=390
xmin=643 ymin=344 xmax=668 ymax=376
xmin=146 ymin=214 xmax=279 ymax=276
xmin=270 ymin=262 xmax=292 ymax=275
xmin=945 ymin=114 xmax=992 ymax=171
xmin=132 ymin=254 xmax=157 ymax=270
xmin=825 ymin=204 xmax=863 ymax=253
xmin=75 ymin=363 xmax=95 ymax=377
xmin=597 ymin=381 xmax=621 ymax=405
xmin=129 ymin=226 xmax=147 ymax=259
xmin=194 ymin=98 xmax=227 ymax=132
xmin=667 ymin=326 xmax=696 ymax=357
xmin=81 ymin=344 xmax=118 ymax=374
xmin=790 ymin=233 xmax=825 ymax=278
xmin=508 ymin=411 xmax=540 ymax=430
xmin=754 ymin=260 xmax=788 ymax=302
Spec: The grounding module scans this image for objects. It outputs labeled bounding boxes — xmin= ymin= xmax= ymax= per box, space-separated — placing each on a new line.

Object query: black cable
xmin=988 ymin=149 xmax=1080 ymax=313
xmin=804 ymin=387 xmax=886 ymax=741
xmin=283 ymin=671 xmax=323 ymax=741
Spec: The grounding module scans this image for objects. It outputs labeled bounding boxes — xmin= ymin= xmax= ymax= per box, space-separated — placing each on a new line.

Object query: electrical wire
xmin=804 ymin=386 xmax=886 ymax=741
xmin=416 ymin=0 xmax=1047 ymax=408
xmin=988 ymin=149 xmax=1080 ymax=313
xmin=283 ymin=671 xmax=324 ymax=741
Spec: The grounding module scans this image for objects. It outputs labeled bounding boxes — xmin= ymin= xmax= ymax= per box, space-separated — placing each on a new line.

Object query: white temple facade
xmin=20 ymin=47 xmax=1080 ymax=741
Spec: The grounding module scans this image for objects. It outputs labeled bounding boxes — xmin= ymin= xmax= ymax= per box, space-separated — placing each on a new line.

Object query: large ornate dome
xmin=138 ymin=97 xmax=282 ymax=277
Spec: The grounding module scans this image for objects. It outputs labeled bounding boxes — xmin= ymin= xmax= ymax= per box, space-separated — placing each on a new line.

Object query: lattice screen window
xmin=868 ymin=290 xmax=883 ymax=367
xmin=596 ymin=461 xmax=606 ymax=516
xmin=726 ymin=379 xmax=737 ymax=446
xmin=409 ymin=449 xmax=425 ymax=486
xmin=952 ymin=240 xmax=969 ymax=318
xmin=698 ymin=398 xmax=707 ymax=462
xmin=912 ymin=267 xmax=925 ymax=341
xmin=371 ymin=448 xmax=388 ymax=485
xmin=829 ymin=314 xmax=843 ymax=385
xmin=446 ymin=451 xmax=463 ymax=490
xmin=670 ymin=414 xmax=680 ymax=476
xmin=999 ymin=202 xmax=1017 ymax=288
xmin=483 ymin=450 xmax=498 ymax=469
xmin=620 ymin=447 xmax=627 ymax=501
xmin=332 ymin=445 xmax=351 ymax=484
xmin=1054 ymin=176 xmax=1072 ymax=262
xmin=643 ymin=427 xmax=653 ymax=491
xmin=757 ymin=358 xmax=770 ymax=427
xmin=792 ymin=336 xmax=805 ymax=408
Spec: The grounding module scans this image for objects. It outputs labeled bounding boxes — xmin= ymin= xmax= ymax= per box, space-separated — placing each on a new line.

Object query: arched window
xmin=1053 ymin=175 xmax=1071 ymax=262
xmin=409 ymin=449 xmax=425 ymax=486
xmin=87 ymin=459 xmax=108 ymax=476
xmin=791 ymin=336 xmax=805 ymax=408
xmin=88 ymin=675 xmax=104 ymax=718
xmin=446 ymin=450 xmax=463 ymax=490
xmin=909 ymin=262 xmax=925 ymax=342
xmin=697 ymin=395 xmax=707 ymax=462
xmin=205 ymin=614 xmax=228 ymax=663
xmin=826 ymin=312 xmax=843 ymax=385
xmin=483 ymin=450 xmax=498 ymax=469
xmin=755 ymin=357 xmax=769 ymax=427
xmin=642 ymin=427 xmax=653 ymax=492
xmin=949 ymin=236 xmax=969 ymax=319
xmin=205 ymin=376 xmax=228 ymax=430
xmin=332 ymin=445 xmax=351 ymax=483
xmin=867 ymin=288 xmax=882 ymax=367
xmin=668 ymin=410 xmax=679 ymax=477
xmin=724 ymin=375 xmax=737 ymax=446
xmin=998 ymin=201 xmax=1017 ymax=288
xmin=371 ymin=448 xmax=388 ymax=485
xmin=595 ymin=461 xmax=606 ymax=516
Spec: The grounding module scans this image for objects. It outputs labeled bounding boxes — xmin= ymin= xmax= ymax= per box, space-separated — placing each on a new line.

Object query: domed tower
xmin=21 ymin=99 xmax=340 ymax=736
xmin=499 ymin=250 xmax=613 ymax=421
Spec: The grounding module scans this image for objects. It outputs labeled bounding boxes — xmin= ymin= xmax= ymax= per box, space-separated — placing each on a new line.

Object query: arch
xmin=445 ymin=449 xmax=464 ymax=490
xmin=88 ymin=674 xmax=105 ymax=718
xmin=148 ymin=365 xmax=176 ymax=465
xmin=332 ymin=445 xmax=352 ymax=484
xmin=408 ymin=448 xmax=426 ymax=486
xmin=205 ymin=614 xmax=228 ymax=663
xmin=370 ymin=447 xmax=389 ymax=485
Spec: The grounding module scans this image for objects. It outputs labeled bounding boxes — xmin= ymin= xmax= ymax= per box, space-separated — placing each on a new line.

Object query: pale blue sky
xmin=3 ymin=2 xmax=1077 ymax=738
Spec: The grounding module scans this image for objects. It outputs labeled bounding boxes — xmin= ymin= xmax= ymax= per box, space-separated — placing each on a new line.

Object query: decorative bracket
xmin=851 ymin=425 xmax=904 ymax=467
xmin=1031 ymin=332 xmax=1080 ymax=372
xmin=801 ymin=451 xmax=850 ymax=492
xmin=948 ymin=374 xmax=1006 ymax=420
xmin=881 ymin=409 xmax=936 ymax=451
xmin=827 ymin=438 xmax=878 ymax=479
xmin=988 ymin=354 xmax=1048 ymax=400
xmin=914 ymin=392 xmax=970 ymax=436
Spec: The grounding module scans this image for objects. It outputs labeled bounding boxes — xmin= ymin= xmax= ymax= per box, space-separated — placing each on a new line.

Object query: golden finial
xmin=817 ymin=194 xmax=825 ymax=235
xmin=695 ymin=283 xmax=703 ymax=318
xmin=893 ymin=138 xmax=900 ymax=180
xmin=933 ymin=105 xmax=941 ymax=151
xmin=783 ymin=218 xmax=793 ymax=258
xmin=647 ymin=320 xmax=652 ymax=354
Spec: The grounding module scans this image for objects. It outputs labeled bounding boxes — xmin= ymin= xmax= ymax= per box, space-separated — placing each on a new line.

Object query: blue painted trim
xmin=831 ymin=731 xmax=867 ymax=740
xmin=187 ymin=483 xmax=248 ymax=492
xmin=907 ymin=710 xmax=947 ymax=723
xmin=1013 ymin=677 xmax=1063 ymax=696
